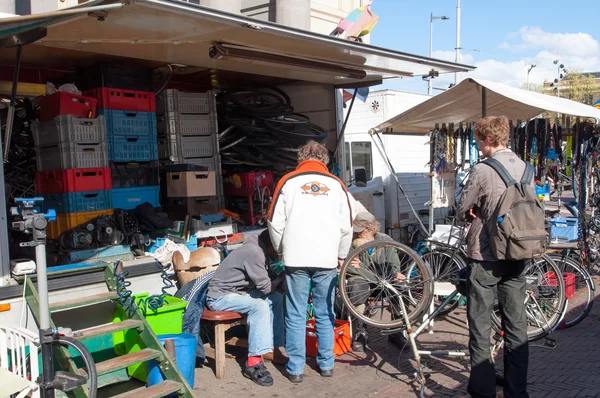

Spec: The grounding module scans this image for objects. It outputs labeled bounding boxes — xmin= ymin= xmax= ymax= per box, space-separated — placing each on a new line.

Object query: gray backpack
xmin=483 ymin=158 xmax=547 ymax=260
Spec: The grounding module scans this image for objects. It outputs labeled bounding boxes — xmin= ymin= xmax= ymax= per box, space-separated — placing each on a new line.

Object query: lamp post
xmin=526 ymin=64 xmax=536 ymax=90
xmin=550 ymin=60 xmax=566 ymax=97
xmin=429 ymin=13 xmax=449 ymax=95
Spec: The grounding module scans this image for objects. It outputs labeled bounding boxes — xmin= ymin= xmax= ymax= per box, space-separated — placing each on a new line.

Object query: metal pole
xmin=428 ymin=13 xmax=433 ymax=95
xmin=455 ymin=0 xmax=461 ymax=85
xmin=36 ymin=243 xmax=50 ymax=329
xmin=482 ymin=87 xmax=487 ymax=117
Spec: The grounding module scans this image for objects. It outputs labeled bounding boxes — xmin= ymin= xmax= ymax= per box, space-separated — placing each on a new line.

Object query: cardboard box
xmin=167 ymin=171 xmax=216 ymax=197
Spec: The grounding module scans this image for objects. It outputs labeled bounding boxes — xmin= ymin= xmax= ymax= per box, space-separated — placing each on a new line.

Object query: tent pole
xmin=481 ymin=87 xmax=487 ymax=117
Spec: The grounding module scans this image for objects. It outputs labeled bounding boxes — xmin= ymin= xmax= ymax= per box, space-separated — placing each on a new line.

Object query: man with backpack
xmin=457 ymin=116 xmax=546 ymax=398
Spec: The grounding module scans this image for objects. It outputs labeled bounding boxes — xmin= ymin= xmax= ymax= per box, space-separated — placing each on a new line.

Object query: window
xmin=351 ymin=142 xmax=373 ymax=181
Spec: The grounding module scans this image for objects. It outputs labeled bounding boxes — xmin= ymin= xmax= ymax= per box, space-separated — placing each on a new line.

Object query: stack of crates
xmin=156 ymin=89 xmax=224 ymax=212
xmin=83 ymin=87 xmax=160 ymax=210
xmin=34 ymin=91 xmax=113 ymax=240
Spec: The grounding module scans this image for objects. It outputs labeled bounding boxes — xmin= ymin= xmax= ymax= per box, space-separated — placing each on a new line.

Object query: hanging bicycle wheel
xmin=339 ymin=240 xmax=434 ymax=329
xmin=263 ymin=121 xmax=328 ymax=146
xmin=421 ymin=249 xmax=467 ymax=316
xmin=491 ymin=254 xmax=566 ymax=341
xmin=259 ymin=113 xmax=310 ymax=125
xmin=225 ymin=88 xmax=293 ymax=116
xmin=546 ymin=252 xmax=595 ymax=329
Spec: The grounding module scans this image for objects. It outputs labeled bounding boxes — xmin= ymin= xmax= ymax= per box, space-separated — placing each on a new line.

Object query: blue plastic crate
xmin=108 ymin=135 xmax=159 ymax=162
xmin=146 ymin=235 xmax=198 ymax=254
xmin=99 ymin=109 xmax=157 ymax=139
xmin=111 ymin=186 xmax=160 ymax=210
xmin=68 ymin=245 xmax=133 ymax=263
xmin=41 ymin=190 xmax=112 ymax=213
xmin=550 ymin=217 xmax=578 ymax=242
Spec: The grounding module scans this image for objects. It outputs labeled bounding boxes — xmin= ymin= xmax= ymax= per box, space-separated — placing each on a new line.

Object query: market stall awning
xmin=375 ymin=77 xmax=600 ymax=134
xmin=0 ymin=0 xmax=475 ymax=86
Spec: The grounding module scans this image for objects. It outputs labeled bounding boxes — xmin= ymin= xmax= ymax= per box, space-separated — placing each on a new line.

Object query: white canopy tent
xmin=373 ymin=78 xmax=600 ymax=135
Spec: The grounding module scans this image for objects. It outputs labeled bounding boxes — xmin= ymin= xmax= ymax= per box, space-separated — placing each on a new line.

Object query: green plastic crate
xmin=112 ymin=292 xmax=187 ymax=382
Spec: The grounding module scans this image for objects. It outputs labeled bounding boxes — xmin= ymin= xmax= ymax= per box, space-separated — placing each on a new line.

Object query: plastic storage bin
xmin=39 ymin=92 xmax=98 ymax=122
xmin=84 ymin=87 xmax=156 ymax=112
xmin=546 ymin=271 xmax=577 ymax=299
xmin=147 ymin=333 xmax=197 ymax=393
xmin=41 ymin=190 xmax=112 ymax=213
xmin=46 ymin=209 xmax=114 ymax=240
xmin=146 ymin=235 xmax=198 ymax=254
xmin=112 ymin=186 xmax=160 ymax=210
xmin=192 ymin=216 xmax=235 ymax=239
xmin=111 ymin=161 xmax=159 ymax=188
xmin=306 ymin=319 xmax=351 ymax=357
xmin=162 ymin=155 xmax=220 ymax=171
xmin=100 ymin=109 xmax=157 ymax=138
xmin=156 ymin=90 xmax=212 ymax=114
xmin=157 ymin=112 xmax=213 ymax=136
xmin=35 ymin=168 xmax=112 ymax=194
xmin=108 ymin=136 xmax=158 ymax=162
xmin=112 ymin=293 xmax=188 ymax=382
xmin=32 ymin=115 xmax=105 ymax=147
xmin=550 ymin=217 xmax=578 ymax=242
xmin=158 ymin=135 xmax=215 ymax=160
xmin=76 ymin=64 xmax=154 ymax=91
xmin=36 ymin=142 xmax=108 ymax=171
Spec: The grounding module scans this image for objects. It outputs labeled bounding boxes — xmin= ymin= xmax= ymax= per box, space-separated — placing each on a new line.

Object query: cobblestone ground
xmin=194 ymin=279 xmax=600 ymax=397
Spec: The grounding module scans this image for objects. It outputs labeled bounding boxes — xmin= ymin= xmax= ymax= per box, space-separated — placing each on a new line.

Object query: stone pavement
xmin=194 ymin=280 xmax=600 ymax=397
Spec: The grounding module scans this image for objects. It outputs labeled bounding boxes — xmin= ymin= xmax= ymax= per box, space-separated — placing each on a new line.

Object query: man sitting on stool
xmin=206 ymin=230 xmax=286 ymax=387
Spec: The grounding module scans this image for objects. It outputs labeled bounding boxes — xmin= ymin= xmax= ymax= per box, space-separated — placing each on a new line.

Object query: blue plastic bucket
xmin=147 ymin=333 xmax=197 ymax=390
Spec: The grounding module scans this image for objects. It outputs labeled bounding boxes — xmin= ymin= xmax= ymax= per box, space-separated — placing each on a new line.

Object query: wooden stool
xmin=201 ymin=308 xmax=247 ymax=379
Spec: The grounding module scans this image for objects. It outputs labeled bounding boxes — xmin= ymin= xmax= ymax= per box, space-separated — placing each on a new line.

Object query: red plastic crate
xmin=306 ymin=319 xmax=351 ymax=357
xmin=545 ymin=271 xmax=576 ymax=299
xmin=83 ymin=87 xmax=156 ymax=112
xmin=39 ymin=92 xmax=98 ymax=122
xmin=227 ymin=172 xmax=274 ymax=189
xmin=35 ymin=168 xmax=112 ymax=194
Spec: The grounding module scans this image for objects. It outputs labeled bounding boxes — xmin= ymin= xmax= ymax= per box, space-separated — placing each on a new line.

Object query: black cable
xmin=55 ymin=335 xmax=98 ymax=398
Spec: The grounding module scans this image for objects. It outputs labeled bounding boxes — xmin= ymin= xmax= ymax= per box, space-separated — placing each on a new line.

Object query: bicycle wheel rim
xmin=339 ymin=240 xmax=434 ymax=329
xmin=491 ymin=254 xmax=566 ymax=341
xmin=546 ymin=253 xmax=594 ymax=328
xmin=422 ymin=250 xmax=467 ymax=316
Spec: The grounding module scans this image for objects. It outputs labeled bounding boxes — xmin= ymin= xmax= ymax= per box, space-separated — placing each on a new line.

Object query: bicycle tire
xmin=546 ymin=252 xmax=595 ymax=329
xmin=225 ymin=88 xmax=293 ymax=116
xmin=421 ymin=249 xmax=467 ymax=316
xmin=55 ymin=335 xmax=98 ymax=397
xmin=339 ymin=240 xmax=434 ymax=329
xmin=491 ymin=254 xmax=566 ymax=342
xmin=263 ymin=121 xmax=328 ymax=145
xmin=258 ymin=113 xmax=310 ymax=124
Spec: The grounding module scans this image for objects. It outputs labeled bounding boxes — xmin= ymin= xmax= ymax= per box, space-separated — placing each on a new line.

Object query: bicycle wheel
xmin=339 ymin=240 xmax=434 ymax=329
xmin=421 ymin=249 xmax=467 ymax=316
xmin=491 ymin=254 xmax=566 ymax=342
xmin=546 ymin=252 xmax=595 ymax=329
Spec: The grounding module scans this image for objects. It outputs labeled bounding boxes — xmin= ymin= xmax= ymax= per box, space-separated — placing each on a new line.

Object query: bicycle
xmin=338 ymin=240 xmax=566 ymax=397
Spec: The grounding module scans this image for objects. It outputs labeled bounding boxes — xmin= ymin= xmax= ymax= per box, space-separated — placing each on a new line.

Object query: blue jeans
xmin=206 ymin=290 xmax=285 ymax=356
xmin=285 ymin=267 xmax=337 ymax=375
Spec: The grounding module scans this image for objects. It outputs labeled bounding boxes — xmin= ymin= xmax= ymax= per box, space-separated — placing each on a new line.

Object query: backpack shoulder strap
xmin=482 ymin=158 xmax=517 ymax=187
xmin=521 ymin=163 xmax=535 ymax=184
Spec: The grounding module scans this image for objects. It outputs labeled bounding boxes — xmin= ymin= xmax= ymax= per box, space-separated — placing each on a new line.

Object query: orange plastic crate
xmin=46 ymin=209 xmax=114 ymax=240
xmin=306 ymin=319 xmax=351 ymax=357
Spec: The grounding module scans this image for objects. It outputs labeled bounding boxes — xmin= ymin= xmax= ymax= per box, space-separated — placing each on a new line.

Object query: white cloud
xmin=432 ymin=27 xmax=600 ymax=90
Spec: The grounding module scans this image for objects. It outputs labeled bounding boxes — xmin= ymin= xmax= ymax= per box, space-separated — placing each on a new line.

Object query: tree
xmin=561 ymin=72 xmax=599 ymax=105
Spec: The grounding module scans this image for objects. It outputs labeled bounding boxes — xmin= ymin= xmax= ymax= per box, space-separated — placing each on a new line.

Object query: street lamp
xmin=550 ymin=59 xmax=566 ymax=97
xmin=429 ymin=13 xmax=450 ymax=95
xmin=526 ymin=64 xmax=536 ymax=90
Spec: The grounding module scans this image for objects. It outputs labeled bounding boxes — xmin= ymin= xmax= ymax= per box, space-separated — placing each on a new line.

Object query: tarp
xmin=375 ymin=77 xmax=600 ymax=134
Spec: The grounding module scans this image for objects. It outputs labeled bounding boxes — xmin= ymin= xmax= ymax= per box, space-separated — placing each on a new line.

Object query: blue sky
xmin=367 ymin=0 xmax=600 ymax=94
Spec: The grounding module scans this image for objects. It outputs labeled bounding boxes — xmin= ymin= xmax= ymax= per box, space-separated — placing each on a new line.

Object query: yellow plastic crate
xmin=47 ymin=209 xmax=114 ymax=240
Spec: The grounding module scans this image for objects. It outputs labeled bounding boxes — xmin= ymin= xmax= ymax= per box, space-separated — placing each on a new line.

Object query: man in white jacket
xmin=268 ymin=140 xmax=353 ymax=383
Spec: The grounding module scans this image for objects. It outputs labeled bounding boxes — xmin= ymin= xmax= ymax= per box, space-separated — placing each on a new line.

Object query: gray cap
xmin=353 ymin=212 xmax=377 ymax=233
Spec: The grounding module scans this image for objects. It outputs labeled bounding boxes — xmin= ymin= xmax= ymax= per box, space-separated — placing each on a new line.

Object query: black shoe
xmin=242 ymin=362 xmax=273 ymax=387
xmin=352 ymin=332 xmax=368 ymax=352
xmin=320 ymin=369 xmax=334 ymax=377
xmin=388 ymin=333 xmax=408 ymax=350
xmin=286 ymin=373 xmax=304 ymax=383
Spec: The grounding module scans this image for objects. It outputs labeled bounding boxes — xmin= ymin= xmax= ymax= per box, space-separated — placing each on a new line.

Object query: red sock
xmin=247 ymin=355 xmax=262 ymax=367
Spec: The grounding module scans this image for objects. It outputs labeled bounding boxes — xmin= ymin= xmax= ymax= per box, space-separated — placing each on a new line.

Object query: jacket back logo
xmin=301 ymin=181 xmax=330 ymax=196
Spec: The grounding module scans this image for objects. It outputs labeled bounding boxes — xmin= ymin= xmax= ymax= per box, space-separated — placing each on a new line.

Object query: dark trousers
xmin=466 ymin=260 xmax=529 ymax=398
